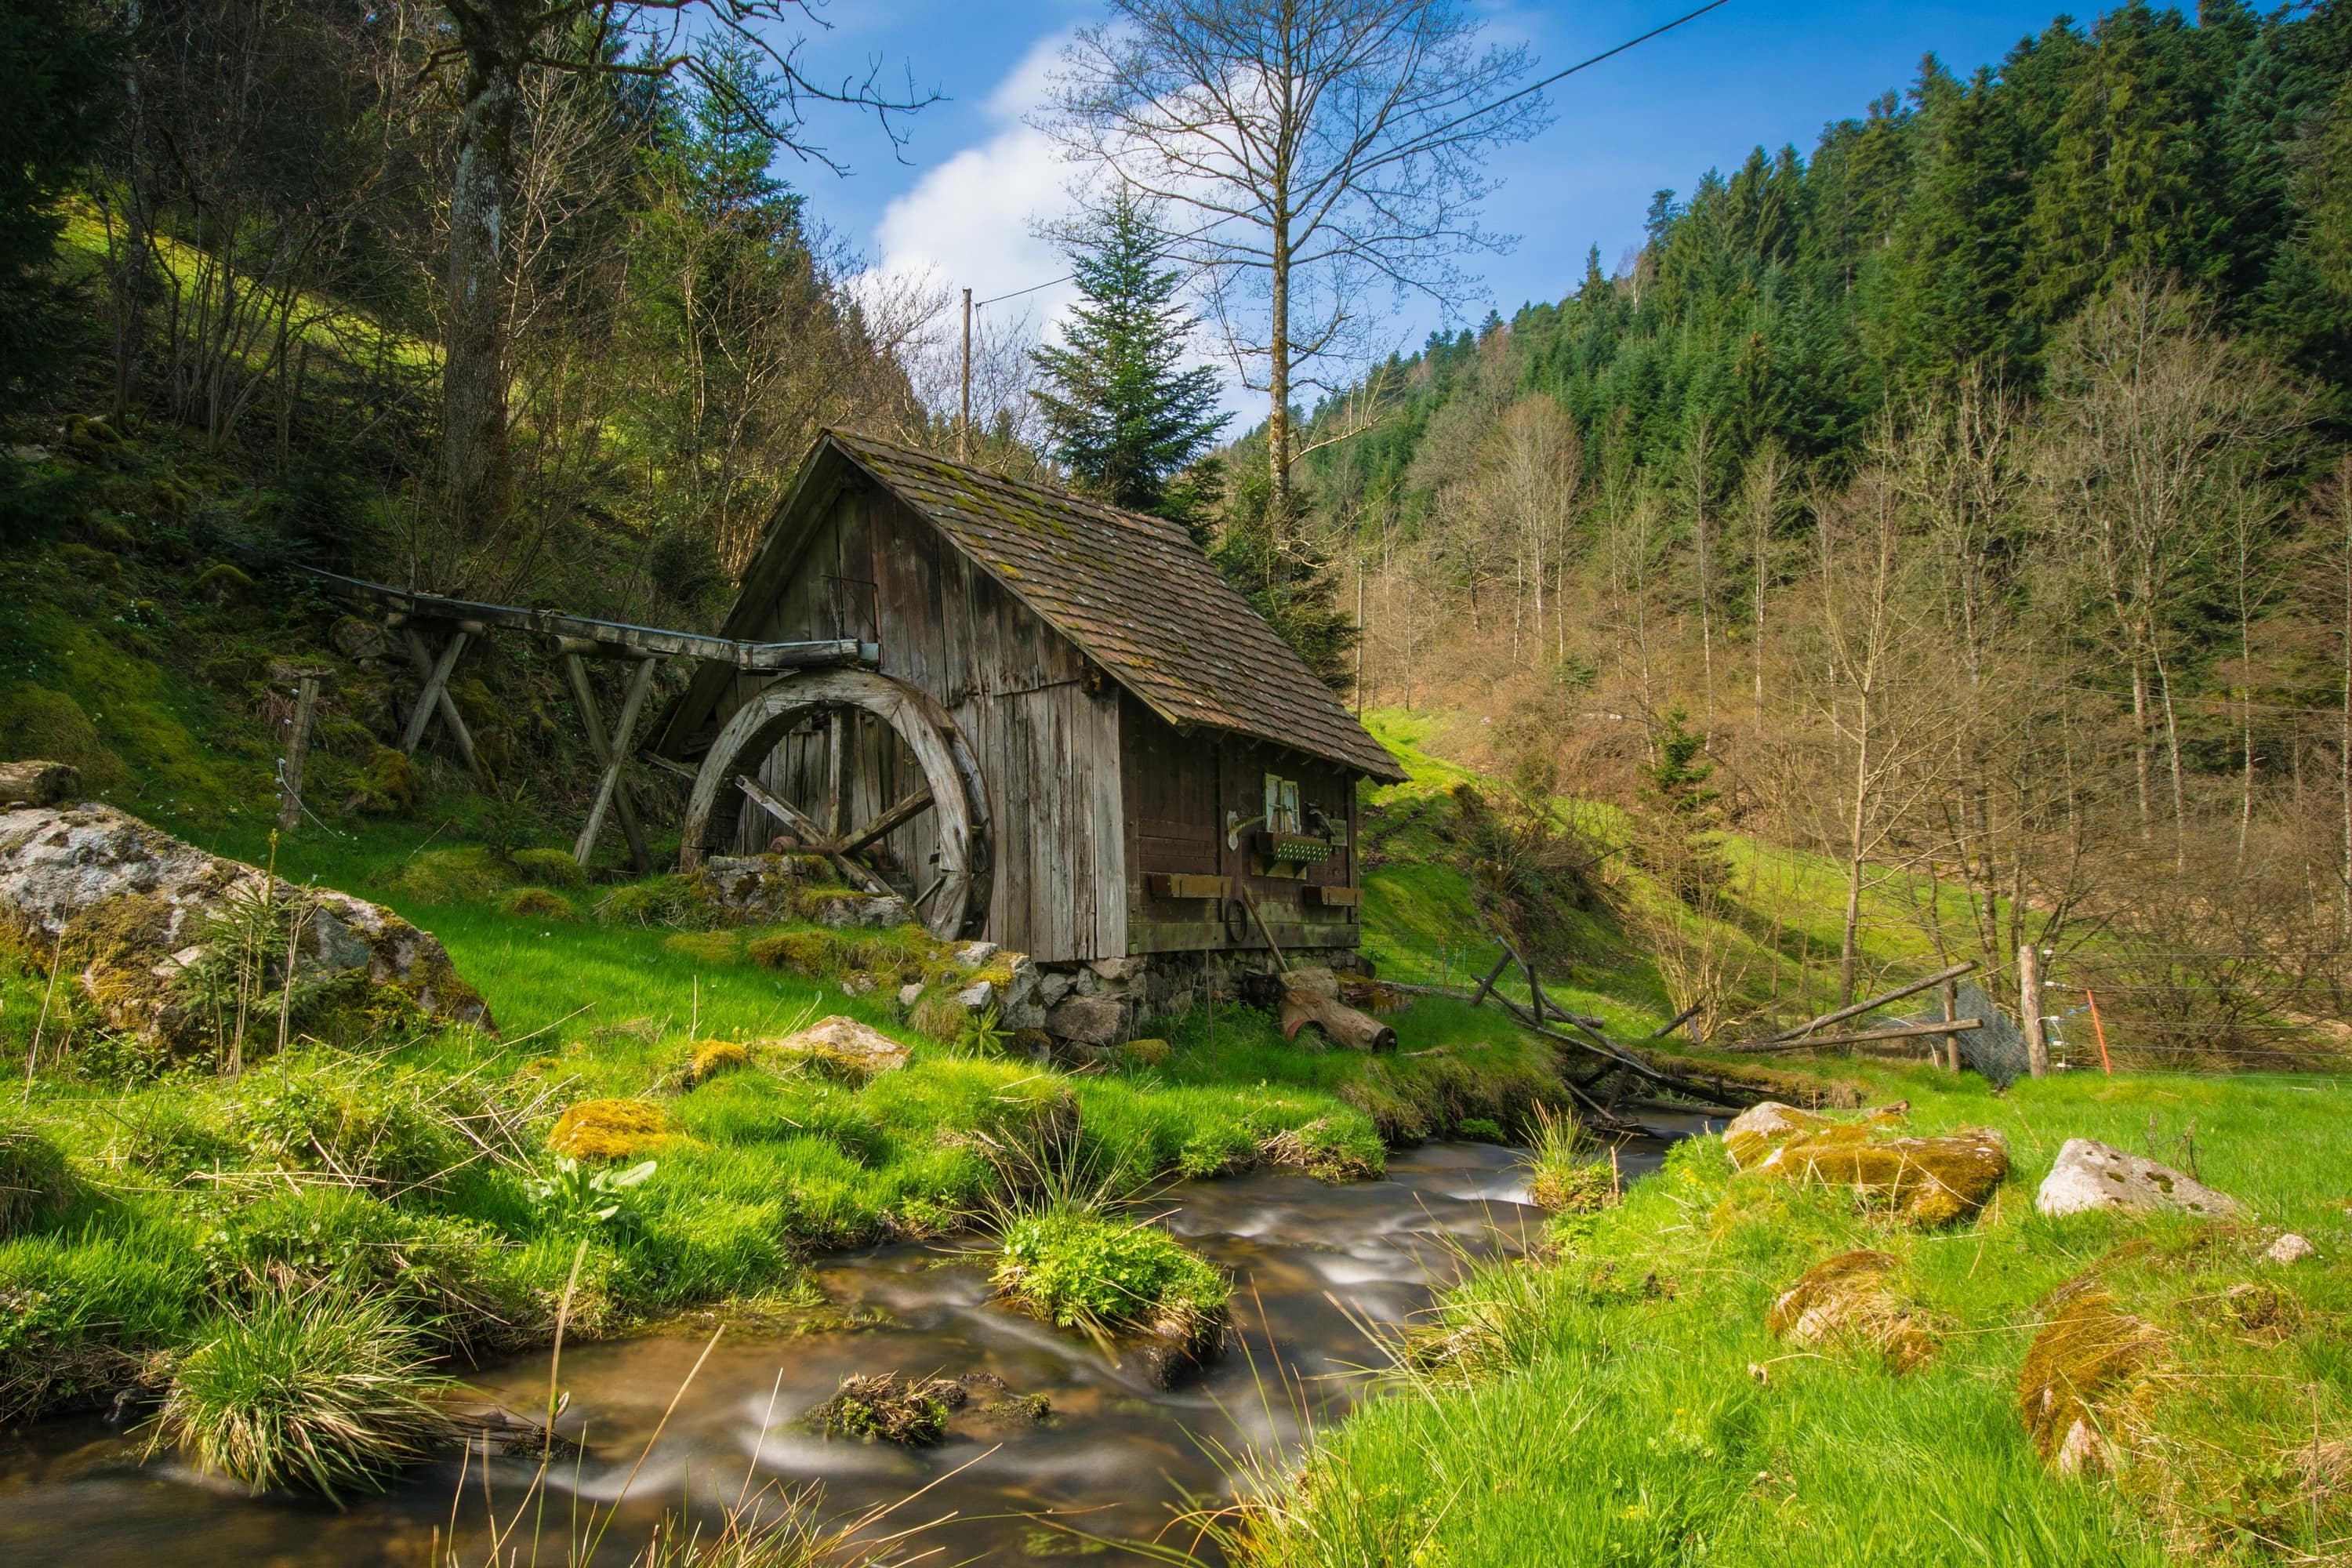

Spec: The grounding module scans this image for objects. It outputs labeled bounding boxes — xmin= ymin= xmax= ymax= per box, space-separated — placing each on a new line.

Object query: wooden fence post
xmin=274 ymin=664 xmax=328 ymax=830
xmin=2019 ymin=944 xmax=2050 ymax=1079
xmin=1940 ymin=976 xmax=1962 ymax=1073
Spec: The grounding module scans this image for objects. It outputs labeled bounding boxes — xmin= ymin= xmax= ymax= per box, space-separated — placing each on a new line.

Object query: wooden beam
xmin=1723 ymin=961 xmax=1978 ymax=1053
xmin=1737 ymin=1018 xmax=1984 ymax=1054
xmin=301 ymin=566 xmax=868 ymax=671
xmin=736 ymin=775 xmax=892 ymax=895
xmin=568 ymin=652 xmax=660 ymax=873
xmin=398 ymin=629 xmax=484 ymax=782
xmin=839 ymin=786 xmax=933 ymax=858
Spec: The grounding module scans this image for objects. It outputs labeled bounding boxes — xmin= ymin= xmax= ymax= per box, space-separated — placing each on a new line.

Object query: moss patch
xmin=2018 ymin=1272 xmax=2166 ymax=1474
xmin=547 ymin=1098 xmax=673 ymax=1161
xmin=993 ymin=1210 xmax=1230 ymax=1359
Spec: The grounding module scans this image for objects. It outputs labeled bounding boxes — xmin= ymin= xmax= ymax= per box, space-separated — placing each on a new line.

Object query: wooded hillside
xmin=1293 ymin=2 xmax=2352 ymax=1064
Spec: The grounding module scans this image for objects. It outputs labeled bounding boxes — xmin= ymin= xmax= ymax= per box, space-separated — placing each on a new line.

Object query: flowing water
xmin=1 ymin=1130 xmax=1702 ymax=1566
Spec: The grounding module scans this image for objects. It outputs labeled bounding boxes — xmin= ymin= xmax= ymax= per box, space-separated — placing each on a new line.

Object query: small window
xmin=1263 ymin=773 xmax=1301 ymax=834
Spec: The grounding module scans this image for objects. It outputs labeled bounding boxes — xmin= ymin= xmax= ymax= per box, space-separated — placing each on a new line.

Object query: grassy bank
xmin=1229 ymin=1065 xmax=2352 ymax=1566
xmin=0 ymin=823 xmax=1581 ymax=1468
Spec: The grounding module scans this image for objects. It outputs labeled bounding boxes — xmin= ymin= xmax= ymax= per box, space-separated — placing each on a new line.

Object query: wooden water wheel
xmin=677 ymin=670 xmax=991 ymax=939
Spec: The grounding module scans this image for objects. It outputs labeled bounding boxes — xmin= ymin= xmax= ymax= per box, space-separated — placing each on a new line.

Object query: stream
xmin=0 ymin=1130 xmax=1703 ymax=1566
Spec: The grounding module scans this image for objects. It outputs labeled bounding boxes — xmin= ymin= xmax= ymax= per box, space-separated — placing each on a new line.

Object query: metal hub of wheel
xmin=677 ymin=670 xmax=990 ymax=938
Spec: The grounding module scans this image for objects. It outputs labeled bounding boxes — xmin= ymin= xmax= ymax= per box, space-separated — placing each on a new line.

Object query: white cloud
xmin=859 ymin=32 xmax=1080 ymax=338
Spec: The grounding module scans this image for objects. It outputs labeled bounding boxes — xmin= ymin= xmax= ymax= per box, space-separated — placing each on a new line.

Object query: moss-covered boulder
xmin=547 ymin=1098 xmax=672 ymax=1161
xmin=0 ymin=803 xmax=492 ymax=1050
xmin=1766 ymin=1249 xmax=1937 ymax=1373
xmin=2019 ymin=1273 xmax=2166 ymax=1475
xmin=1723 ymin=1100 xmax=2005 ymax=1227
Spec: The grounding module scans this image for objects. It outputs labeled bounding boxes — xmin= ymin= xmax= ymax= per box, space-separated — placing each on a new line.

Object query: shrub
xmin=0 ymin=1114 xmax=72 ymax=1236
xmin=149 ymin=1291 xmax=454 ymax=1500
xmin=506 ymin=847 xmax=586 ymax=888
xmin=548 ymin=1098 xmax=671 ymax=1161
xmin=502 ymin=886 xmax=575 ymax=920
xmin=993 ymin=1210 xmax=1229 ymax=1356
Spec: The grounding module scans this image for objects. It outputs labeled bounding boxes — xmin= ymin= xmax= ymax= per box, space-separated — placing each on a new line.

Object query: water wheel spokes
xmin=679 ymin=669 xmax=991 ymax=940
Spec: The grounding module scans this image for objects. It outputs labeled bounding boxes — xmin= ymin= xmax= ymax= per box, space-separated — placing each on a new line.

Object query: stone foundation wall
xmin=1033 ymin=946 xmax=1370 ymax=1045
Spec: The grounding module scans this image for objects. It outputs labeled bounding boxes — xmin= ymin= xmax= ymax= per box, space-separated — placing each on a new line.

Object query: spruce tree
xmin=1030 ymin=192 xmax=1229 ymax=513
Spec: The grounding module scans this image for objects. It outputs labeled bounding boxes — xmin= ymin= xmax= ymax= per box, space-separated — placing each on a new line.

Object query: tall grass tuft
xmin=149 ymin=1290 xmax=454 ymax=1500
xmin=1522 ymin=1104 xmax=1617 ymax=1214
xmin=0 ymin=1112 xmax=72 ymax=1236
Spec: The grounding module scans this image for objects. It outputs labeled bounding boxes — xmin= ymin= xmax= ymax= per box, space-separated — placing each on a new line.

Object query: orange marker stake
xmin=2085 ymin=986 xmax=2112 ymax=1075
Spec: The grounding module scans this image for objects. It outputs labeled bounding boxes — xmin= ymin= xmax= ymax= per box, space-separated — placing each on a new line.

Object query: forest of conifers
xmin=1286 ymin=2 xmax=2352 ymax=1061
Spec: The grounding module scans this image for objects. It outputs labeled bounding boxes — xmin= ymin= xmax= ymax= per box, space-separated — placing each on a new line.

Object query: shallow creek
xmin=2 ymin=1131 xmax=1702 ymax=1565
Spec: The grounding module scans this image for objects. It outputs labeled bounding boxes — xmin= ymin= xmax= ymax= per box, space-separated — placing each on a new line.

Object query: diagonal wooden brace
xmin=563 ymin=651 xmax=656 ymax=873
xmin=735 ymin=774 xmax=894 ymax=896
xmin=399 ymin=627 xmax=485 ymax=782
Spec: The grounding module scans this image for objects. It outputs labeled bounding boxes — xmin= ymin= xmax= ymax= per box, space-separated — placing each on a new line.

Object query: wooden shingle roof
xmin=676 ymin=430 xmax=1403 ymax=781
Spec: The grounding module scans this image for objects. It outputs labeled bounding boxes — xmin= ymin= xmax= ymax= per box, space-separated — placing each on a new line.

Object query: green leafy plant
xmin=525 ymin=1155 xmax=655 ymax=1229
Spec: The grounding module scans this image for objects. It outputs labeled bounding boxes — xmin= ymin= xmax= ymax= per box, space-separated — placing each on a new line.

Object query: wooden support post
xmin=398 ymin=628 xmax=485 ymax=782
xmin=2019 ymin=944 xmax=2050 ymax=1079
xmin=275 ymin=666 xmax=327 ymax=830
xmin=1940 ymin=976 xmax=1962 ymax=1073
xmin=561 ymin=652 xmax=654 ymax=873
xmin=1468 ymin=950 xmax=1512 ymax=1008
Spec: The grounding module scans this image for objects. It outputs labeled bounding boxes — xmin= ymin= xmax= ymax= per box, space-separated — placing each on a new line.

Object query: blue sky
xmin=782 ymin=0 xmax=2076 ymax=396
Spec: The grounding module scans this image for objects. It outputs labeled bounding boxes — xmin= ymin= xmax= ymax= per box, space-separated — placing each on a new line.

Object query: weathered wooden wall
xmin=1120 ymin=693 xmax=1361 ymax=956
xmin=707 ymin=482 xmax=1126 ymax=962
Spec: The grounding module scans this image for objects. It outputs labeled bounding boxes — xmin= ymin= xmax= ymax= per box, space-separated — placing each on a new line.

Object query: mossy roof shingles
xmin=831 ymin=430 xmax=1403 ymax=780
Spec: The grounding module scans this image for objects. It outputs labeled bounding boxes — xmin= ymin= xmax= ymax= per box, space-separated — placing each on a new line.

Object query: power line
xmin=963 ymin=0 xmax=1736 ymax=314
xmin=975 ymin=274 xmax=1073 ymax=310
xmin=1420 ymin=0 xmax=1737 ymax=140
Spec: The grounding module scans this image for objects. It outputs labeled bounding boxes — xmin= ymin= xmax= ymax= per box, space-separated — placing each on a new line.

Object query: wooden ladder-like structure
xmin=300 ymin=568 xmax=873 ymax=873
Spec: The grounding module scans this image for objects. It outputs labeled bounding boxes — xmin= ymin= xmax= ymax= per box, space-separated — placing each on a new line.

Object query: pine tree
xmin=0 ymin=0 xmax=114 ymax=417
xmin=1030 ymin=192 xmax=1229 ymax=513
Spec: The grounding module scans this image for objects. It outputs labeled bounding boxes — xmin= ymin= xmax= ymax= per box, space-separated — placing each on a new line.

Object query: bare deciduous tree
xmin=1043 ymin=0 xmax=1544 ymax=516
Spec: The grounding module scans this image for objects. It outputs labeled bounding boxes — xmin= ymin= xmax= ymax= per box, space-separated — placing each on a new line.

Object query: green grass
xmin=0 ymin=801 xmax=1583 ymax=1463
xmin=993 ymin=1209 xmax=1231 ymax=1350
xmin=1230 ymin=1066 xmax=2352 ymax=1566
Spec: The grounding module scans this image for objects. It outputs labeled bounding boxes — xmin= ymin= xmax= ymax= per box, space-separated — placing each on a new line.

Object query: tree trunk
xmin=1266 ymin=214 xmax=1290 ymax=520
xmin=443 ymin=6 xmax=525 ymax=546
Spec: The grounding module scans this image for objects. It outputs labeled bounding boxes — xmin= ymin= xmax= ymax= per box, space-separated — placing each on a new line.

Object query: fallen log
xmin=1279 ymin=965 xmax=1397 ymax=1051
xmin=1380 ymin=978 xmax=1761 ymax=1111
xmin=0 ymin=760 xmax=81 ymax=808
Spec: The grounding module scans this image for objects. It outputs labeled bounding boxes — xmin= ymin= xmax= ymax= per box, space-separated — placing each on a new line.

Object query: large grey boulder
xmin=0 ymin=802 xmax=492 ymax=1047
xmin=2035 ymin=1138 xmax=2246 ymax=1220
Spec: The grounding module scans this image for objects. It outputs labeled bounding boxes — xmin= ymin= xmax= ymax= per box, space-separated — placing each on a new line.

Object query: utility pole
xmin=2019 ymin=944 xmax=2049 ymax=1079
xmin=959 ymin=288 xmax=972 ymax=463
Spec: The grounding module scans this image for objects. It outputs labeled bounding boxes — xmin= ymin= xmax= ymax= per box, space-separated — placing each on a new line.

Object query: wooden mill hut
xmin=649 ymin=430 xmax=1405 ymax=998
